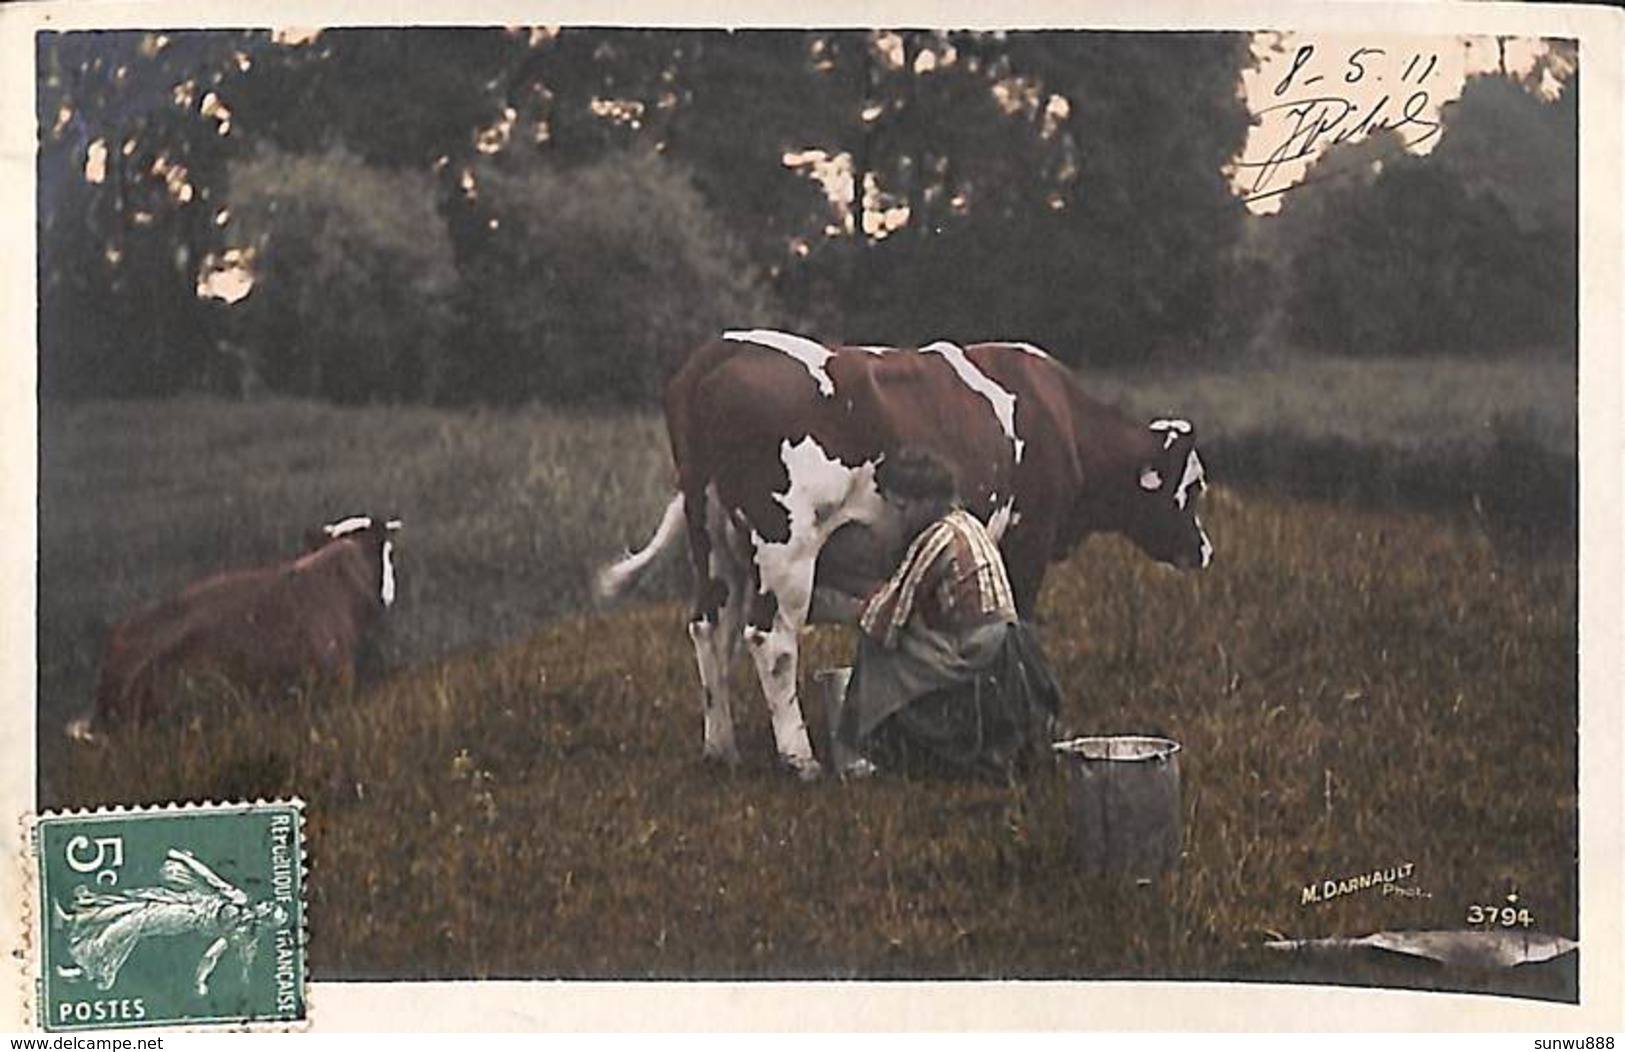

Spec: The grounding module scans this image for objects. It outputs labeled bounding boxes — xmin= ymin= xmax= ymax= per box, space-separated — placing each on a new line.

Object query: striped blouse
xmin=858 ymin=508 xmax=1017 ymax=648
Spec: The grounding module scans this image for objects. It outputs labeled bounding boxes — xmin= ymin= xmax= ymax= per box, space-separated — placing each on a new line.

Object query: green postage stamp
xmin=28 ymin=801 xmax=307 ymax=1032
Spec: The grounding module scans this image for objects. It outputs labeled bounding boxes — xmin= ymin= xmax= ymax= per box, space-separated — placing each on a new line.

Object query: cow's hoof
xmin=64 ymin=718 xmax=97 ymax=743
xmin=780 ymin=756 xmax=824 ymax=782
xmin=839 ymin=758 xmax=878 ymax=781
xmin=702 ymin=744 xmax=742 ymax=768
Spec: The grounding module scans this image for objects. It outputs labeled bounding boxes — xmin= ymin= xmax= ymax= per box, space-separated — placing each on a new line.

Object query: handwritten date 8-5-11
xmin=1238 ymin=44 xmax=1443 ymax=204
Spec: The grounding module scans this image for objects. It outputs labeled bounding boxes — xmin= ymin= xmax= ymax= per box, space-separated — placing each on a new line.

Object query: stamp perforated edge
xmin=15 ymin=807 xmax=38 ymax=1032
xmin=21 ymin=798 xmax=310 ymax=1034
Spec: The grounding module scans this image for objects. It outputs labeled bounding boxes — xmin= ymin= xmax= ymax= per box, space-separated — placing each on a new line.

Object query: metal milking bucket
xmin=1052 ymin=735 xmax=1184 ymax=878
xmin=813 ymin=666 xmax=860 ymax=772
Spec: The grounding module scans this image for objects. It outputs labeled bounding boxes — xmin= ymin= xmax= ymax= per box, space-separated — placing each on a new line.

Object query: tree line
xmin=37 ymin=28 xmax=1577 ymax=405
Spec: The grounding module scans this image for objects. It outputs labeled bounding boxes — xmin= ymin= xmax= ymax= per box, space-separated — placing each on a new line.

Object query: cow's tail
xmin=595 ymin=493 xmax=686 ymax=603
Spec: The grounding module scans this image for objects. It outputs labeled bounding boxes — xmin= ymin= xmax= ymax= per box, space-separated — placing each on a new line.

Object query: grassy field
xmin=35 ymin=354 xmax=1578 ymax=995
xmin=1077 ymin=353 xmax=1576 ymax=455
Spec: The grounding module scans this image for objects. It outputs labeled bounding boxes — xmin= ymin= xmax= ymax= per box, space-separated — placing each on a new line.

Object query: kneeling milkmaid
xmin=816 ymin=448 xmax=1062 ymax=781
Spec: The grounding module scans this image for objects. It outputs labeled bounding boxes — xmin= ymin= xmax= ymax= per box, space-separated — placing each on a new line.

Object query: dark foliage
xmin=444 ymin=152 xmax=781 ymax=405
xmin=221 ymin=147 xmax=459 ymax=402
xmin=37 ymin=28 xmax=1269 ymax=404
xmin=1273 ymin=70 xmax=1578 ymax=358
xmin=35 ymin=28 xmax=1577 ymax=405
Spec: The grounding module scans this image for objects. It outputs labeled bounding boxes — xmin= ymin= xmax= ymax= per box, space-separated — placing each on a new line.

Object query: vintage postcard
xmin=2 ymin=0 xmax=1621 ymax=1034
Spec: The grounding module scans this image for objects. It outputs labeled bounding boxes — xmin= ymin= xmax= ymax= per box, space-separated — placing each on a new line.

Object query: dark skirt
xmin=840 ymin=620 xmax=1062 ymax=782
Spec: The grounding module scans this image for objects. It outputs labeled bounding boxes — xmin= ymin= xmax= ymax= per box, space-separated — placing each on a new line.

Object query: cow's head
xmin=312 ymin=514 xmax=403 ymax=607
xmin=1117 ymin=419 xmax=1213 ymax=571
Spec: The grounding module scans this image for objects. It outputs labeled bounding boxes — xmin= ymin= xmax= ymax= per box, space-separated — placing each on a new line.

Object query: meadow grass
xmin=38 ymin=397 xmax=676 ymax=730
xmin=1078 ymin=352 xmax=1576 ymax=455
xmin=36 ymin=353 xmax=1577 ymax=993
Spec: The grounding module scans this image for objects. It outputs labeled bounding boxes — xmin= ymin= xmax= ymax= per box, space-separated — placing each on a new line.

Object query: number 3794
xmin=1467 ymin=904 xmax=1534 ymax=927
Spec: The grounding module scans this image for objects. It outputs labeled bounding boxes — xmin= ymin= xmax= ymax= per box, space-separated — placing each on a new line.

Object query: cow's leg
xmin=690 ymin=589 xmax=745 ymax=766
xmin=1007 ymin=556 xmax=1046 ymax=620
xmin=1001 ymin=520 xmax=1053 ymax=620
xmin=744 ymin=539 xmax=821 ymax=781
xmin=687 ymin=492 xmax=748 ymax=766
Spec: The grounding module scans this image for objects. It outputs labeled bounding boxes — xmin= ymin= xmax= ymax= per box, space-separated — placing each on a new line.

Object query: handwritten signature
xmin=1238 ymin=45 xmax=1444 ymax=204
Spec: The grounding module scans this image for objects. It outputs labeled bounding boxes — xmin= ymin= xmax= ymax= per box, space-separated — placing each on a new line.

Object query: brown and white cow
xmin=598 ymin=329 xmax=1212 ymax=779
xmin=77 ymin=515 xmax=402 ymax=735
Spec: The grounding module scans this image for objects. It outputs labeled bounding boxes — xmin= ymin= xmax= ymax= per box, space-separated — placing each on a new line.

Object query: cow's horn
xmin=322 ymin=515 xmax=374 ymax=537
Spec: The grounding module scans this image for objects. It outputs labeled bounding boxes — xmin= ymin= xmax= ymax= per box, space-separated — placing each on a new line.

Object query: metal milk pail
xmin=813 ymin=666 xmax=861 ymax=773
xmin=1053 ymin=735 xmax=1183 ymax=878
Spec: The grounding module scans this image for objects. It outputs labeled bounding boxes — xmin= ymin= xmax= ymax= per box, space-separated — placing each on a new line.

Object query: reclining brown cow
xmin=70 ymin=515 xmax=401 ymax=737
